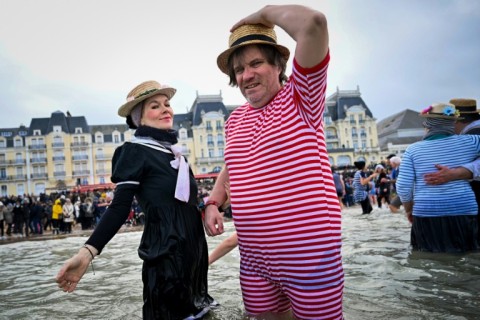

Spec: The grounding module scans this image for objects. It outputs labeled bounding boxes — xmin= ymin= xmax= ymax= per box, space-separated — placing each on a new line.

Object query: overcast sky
xmin=1 ymin=0 xmax=479 ymax=128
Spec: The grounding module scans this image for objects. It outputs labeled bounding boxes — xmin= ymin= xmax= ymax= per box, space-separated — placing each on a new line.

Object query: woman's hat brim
xmin=117 ymin=87 xmax=176 ymax=118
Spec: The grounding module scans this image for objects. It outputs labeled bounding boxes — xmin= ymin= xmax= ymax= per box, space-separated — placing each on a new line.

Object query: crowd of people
xmin=0 ymin=188 xmax=145 ymax=240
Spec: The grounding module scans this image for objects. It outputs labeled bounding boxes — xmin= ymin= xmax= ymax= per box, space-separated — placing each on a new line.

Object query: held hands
xmin=423 ymin=164 xmax=451 ymax=185
xmin=204 ymin=204 xmax=224 ymax=237
xmin=55 ymin=249 xmax=92 ymax=293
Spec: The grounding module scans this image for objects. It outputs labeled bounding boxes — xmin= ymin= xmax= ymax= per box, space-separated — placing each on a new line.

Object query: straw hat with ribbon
xmin=217 ymin=24 xmax=290 ymax=75
xmin=449 ymin=98 xmax=479 ymax=121
xmin=117 ymin=80 xmax=176 ymax=118
xmin=419 ymin=102 xmax=460 ymax=119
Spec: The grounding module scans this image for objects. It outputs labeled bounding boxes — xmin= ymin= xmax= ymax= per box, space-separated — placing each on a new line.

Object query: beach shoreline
xmin=0 ymin=223 xmax=144 ymax=245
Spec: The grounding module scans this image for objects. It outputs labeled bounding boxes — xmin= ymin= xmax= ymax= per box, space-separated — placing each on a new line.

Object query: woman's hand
xmin=55 ymin=248 xmax=92 ymax=293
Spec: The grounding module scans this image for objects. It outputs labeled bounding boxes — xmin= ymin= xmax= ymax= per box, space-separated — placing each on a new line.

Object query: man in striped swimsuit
xmin=204 ymin=5 xmax=344 ymax=319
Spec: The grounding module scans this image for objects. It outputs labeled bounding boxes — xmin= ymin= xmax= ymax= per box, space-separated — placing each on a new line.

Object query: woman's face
xmin=140 ymin=94 xmax=174 ymax=130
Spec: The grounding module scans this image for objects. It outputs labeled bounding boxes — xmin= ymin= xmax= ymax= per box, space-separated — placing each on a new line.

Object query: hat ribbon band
xmin=231 ymin=34 xmax=276 ymax=47
xmin=456 ymin=106 xmax=477 ymax=112
xmin=135 ymin=88 xmax=158 ymax=99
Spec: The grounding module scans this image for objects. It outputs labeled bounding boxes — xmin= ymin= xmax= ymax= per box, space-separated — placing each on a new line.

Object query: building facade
xmin=324 ymin=87 xmax=381 ymax=166
xmin=1 ymin=87 xmax=382 ymax=196
xmin=377 ymin=108 xmax=424 ymax=158
xmin=0 ymin=111 xmax=130 ymax=197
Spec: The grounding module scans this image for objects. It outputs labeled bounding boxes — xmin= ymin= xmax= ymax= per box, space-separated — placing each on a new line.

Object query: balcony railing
xmin=326 ymin=135 xmax=338 ymax=140
xmin=0 ymin=175 xmax=27 ymax=181
xmin=71 ymin=142 xmax=90 ymax=147
xmin=51 ymin=142 xmax=65 ymax=148
xmin=195 ymin=156 xmax=224 ymax=164
xmin=0 ymin=159 xmax=27 ymax=166
xmin=72 ymin=155 xmax=89 ymax=161
xmin=28 ymin=144 xmax=47 ymax=150
xmin=31 ymin=157 xmax=47 ymax=163
xmin=53 ymin=171 xmax=66 ymax=177
xmin=95 ymin=154 xmax=112 ymax=160
xmin=31 ymin=173 xmax=48 ymax=179
xmin=96 ymin=169 xmax=109 ymax=175
xmin=52 ymin=156 xmax=65 ymax=161
xmin=73 ymin=170 xmax=90 ymax=176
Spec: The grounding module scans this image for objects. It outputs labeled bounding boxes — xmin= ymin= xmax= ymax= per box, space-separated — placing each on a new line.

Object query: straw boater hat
xmin=117 ymin=80 xmax=176 ymax=117
xmin=217 ymin=24 xmax=290 ymax=75
xmin=449 ymin=98 xmax=479 ymax=120
xmin=419 ymin=102 xmax=460 ymax=119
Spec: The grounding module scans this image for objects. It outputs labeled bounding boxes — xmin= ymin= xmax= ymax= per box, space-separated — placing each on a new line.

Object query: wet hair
xmin=226 ymin=44 xmax=288 ymax=87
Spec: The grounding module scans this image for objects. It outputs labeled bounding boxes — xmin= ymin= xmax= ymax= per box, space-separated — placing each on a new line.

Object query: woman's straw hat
xmin=419 ymin=102 xmax=460 ymax=119
xmin=117 ymin=80 xmax=176 ymax=117
xmin=217 ymin=24 xmax=290 ymax=75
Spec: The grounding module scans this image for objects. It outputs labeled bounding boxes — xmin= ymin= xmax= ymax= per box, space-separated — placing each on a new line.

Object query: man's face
xmin=232 ymin=45 xmax=282 ymax=109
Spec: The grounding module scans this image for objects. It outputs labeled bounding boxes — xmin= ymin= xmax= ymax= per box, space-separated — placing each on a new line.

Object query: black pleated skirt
xmin=411 ymin=215 xmax=479 ymax=253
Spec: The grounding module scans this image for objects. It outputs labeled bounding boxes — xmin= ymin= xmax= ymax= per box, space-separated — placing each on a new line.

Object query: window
xmin=206 ymin=121 xmax=212 ymax=130
xmin=1 ymin=185 xmax=7 ymax=196
xmin=100 ymin=177 xmax=105 ymax=184
xmin=208 ymin=149 xmax=214 ymax=158
xmin=53 ymin=135 xmax=63 ymax=144
xmin=218 ymin=148 xmax=224 ymax=157
xmin=17 ymin=184 xmax=25 ymax=196
xmin=75 ymin=127 xmax=83 ymax=134
xmin=96 ymin=134 xmax=104 ymax=144
xmin=207 ymin=134 xmax=214 ymax=146
xmin=113 ymin=134 xmax=120 ymax=143
xmin=53 ymin=126 xmax=62 ymax=133
xmin=0 ymin=139 xmax=5 ymax=148
xmin=14 ymin=138 xmax=23 ymax=147
xmin=0 ymin=168 xmax=6 ymax=178
xmin=179 ymin=128 xmax=188 ymax=140
xmin=33 ymin=130 xmax=41 ymax=136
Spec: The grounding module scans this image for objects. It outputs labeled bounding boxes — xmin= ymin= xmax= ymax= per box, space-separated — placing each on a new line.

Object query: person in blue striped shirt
xmin=396 ymin=102 xmax=480 ymax=253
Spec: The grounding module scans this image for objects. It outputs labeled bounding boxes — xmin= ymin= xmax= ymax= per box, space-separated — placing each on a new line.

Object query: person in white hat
xmin=56 ymin=80 xmax=216 ymax=319
xmin=205 ymin=5 xmax=344 ymax=319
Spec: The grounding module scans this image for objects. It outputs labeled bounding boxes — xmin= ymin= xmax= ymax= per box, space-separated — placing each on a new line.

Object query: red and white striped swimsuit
xmin=225 ymin=54 xmax=344 ymax=319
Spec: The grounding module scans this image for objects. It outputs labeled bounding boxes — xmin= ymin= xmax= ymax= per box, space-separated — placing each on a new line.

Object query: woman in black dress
xmin=56 ymin=80 xmax=215 ymax=319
